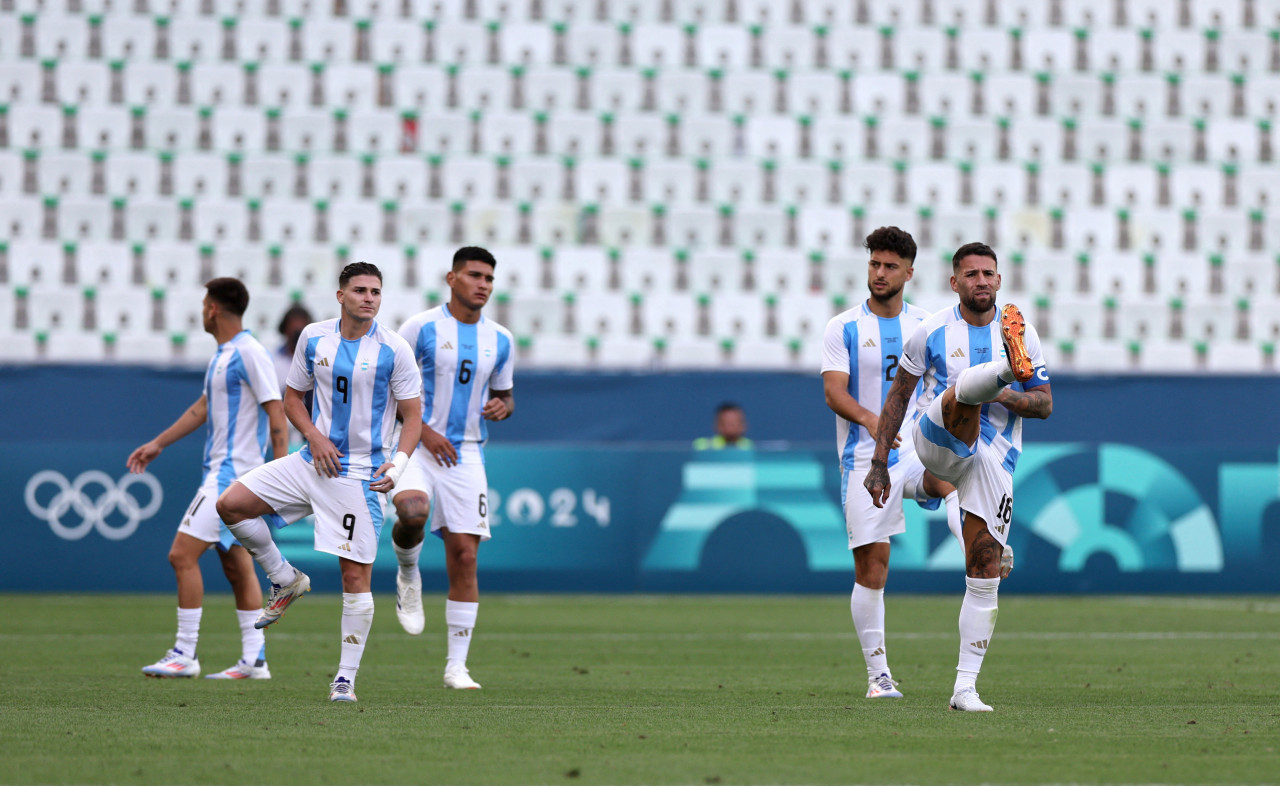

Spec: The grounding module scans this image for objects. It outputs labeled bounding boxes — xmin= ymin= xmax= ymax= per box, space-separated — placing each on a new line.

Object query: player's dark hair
xmin=205 ymin=277 xmax=250 ymax=316
xmin=452 ymin=246 xmax=497 ymax=271
xmin=339 ymin=262 xmax=383 ymax=287
xmin=276 ymin=303 xmax=314 ymax=336
xmin=952 ymin=242 xmax=998 ymax=270
xmin=716 ymin=402 xmax=744 ymax=415
xmin=864 ymin=226 xmax=917 ymax=263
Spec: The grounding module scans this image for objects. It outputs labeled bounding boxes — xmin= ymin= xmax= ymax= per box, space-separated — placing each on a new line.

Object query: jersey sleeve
xmin=490 ymin=329 xmax=515 ymax=391
xmin=243 ymin=345 xmax=283 ymax=404
xmin=819 ymin=317 xmax=850 ymax=375
xmin=390 ymin=336 xmax=422 ymax=401
xmin=1024 ymin=322 xmax=1051 ymax=389
xmin=285 ymin=328 xmax=315 ymax=392
xmin=397 ymin=316 xmax=421 ymax=363
xmin=898 ymin=321 xmax=930 ymax=377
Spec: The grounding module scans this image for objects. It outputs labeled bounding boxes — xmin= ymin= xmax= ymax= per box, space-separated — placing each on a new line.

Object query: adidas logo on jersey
xmin=317 ymin=357 xmax=331 ymax=367
xmin=338 ymin=542 xmax=351 ymax=552
xmin=862 ymin=338 xmax=877 ymax=348
xmin=344 ymin=634 xmax=361 ymax=645
xmin=950 ymin=348 xmax=965 ymax=358
xmin=441 ymin=341 xmax=454 ymax=350
xmin=969 ymin=639 xmax=988 ymax=650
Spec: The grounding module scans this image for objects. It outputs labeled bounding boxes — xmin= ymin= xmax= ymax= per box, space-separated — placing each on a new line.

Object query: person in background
xmin=693 ymin=402 xmax=753 ymax=450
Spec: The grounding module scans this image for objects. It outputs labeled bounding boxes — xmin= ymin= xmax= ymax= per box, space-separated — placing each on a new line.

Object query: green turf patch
xmin=1 ymin=594 xmax=1276 ymax=785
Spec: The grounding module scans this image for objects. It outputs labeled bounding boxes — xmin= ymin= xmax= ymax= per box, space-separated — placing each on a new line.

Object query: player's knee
xmin=168 ymin=546 xmax=197 ymax=571
xmin=393 ymin=494 xmax=430 ymax=527
xmin=965 ymin=536 xmax=1003 ymax=579
xmin=448 ymin=545 xmax=478 ymax=575
xmin=214 ymin=494 xmax=240 ymax=526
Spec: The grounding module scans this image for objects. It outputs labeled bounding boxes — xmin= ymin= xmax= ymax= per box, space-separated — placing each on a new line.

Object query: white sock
xmin=226 ymin=517 xmax=295 ymax=586
xmin=175 ymin=607 xmax=202 ymax=657
xmin=954 ymin=361 xmax=1013 ymax=405
xmin=850 ymin=584 xmax=889 ymax=679
xmin=944 ymin=491 xmax=963 ymax=549
xmin=236 ymin=608 xmax=266 ymax=665
xmin=393 ymin=540 xmax=423 ymax=582
xmin=445 ymin=599 xmax=479 ymax=668
xmin=955 ymin=576 xmax=1000 ymax=693
xmin=336 ymin=592 xmax=375 ymax=683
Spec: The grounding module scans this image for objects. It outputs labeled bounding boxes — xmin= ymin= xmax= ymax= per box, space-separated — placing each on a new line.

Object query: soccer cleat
xmin=329 ymin=677 xmax=357 ymax=702
xmin=141 ymin=648 xmax=200 ymax=678
xmin=866 ymin=673 xmax=903 ymax=698
xmin=255 ymin=569 xmax=311 ymax=629
xmin=999 ymin=303 xmax=1035 ymax=383
xmin=205 ymin=659 xmax=271 ymax=679
xmin=1000 ymin=545 xmax=1014 ymax=579
xmin=949 ymin=687 xmax=994 ymax=712
xmin=395 ymin=571 xmax=425 ymax=635
xmin=443 ymin=663 xmax=482 ymax=690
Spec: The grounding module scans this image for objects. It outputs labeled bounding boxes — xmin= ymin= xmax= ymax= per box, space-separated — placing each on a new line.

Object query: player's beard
xmin=959 ymin=289 xmax=996 ymax=315
xmin=868 ymin=282 xmax=904 ymax=305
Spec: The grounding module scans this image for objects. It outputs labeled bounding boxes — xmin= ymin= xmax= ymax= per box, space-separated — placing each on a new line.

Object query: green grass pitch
xmin=2 ymin=593 xmax=1277 ymax=785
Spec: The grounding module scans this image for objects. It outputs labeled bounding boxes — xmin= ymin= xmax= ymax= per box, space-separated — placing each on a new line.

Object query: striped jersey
xmin=398 ymin=305 xmax=514 ymax=464
xmin=202 ymin=330 xmax=281 ymax=487
xmin=286 ymin=318 xmax=421 ymax=481
xmin=899 ymin=304 xmax=1051 ymax=473
xmin=821 ymin=301 xmax=933 ymax=471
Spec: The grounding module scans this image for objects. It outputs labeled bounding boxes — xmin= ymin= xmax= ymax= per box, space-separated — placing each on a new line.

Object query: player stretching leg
xmin=822 ymin=227 xmax=964 ymax=699
xmin=216 ymin=263 xmax=422 ymax=702
xmin=391 ymin=247 xmax=515 ymax=690
xmin=128 ymin=278 xmax=287 ymax=680
xmin=865 ymin=243 xmax=1053 ymax=712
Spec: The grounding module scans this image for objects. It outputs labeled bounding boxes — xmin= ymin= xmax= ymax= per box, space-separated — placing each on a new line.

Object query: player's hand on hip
xmin=482 ymin=397 xmax=509 ymax=421
xmin=369 ymin=462 xmax=396 ymax=493
xmin=309 ymin=435 xmax=344 ymax=478
xmin=421 ymin=429 xmax=458 ymax=467
xmin=126 ymin=441 xmax=161 ymax=473
xmin=863 ymin=461 xmax=891 ymax=508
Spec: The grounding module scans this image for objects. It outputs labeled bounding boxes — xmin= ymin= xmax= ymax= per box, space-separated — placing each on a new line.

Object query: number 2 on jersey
xmin=884 ymin=354 xmax=899 ymax=382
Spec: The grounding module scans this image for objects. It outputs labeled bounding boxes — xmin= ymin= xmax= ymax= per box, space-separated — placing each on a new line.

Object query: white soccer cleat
xmin=949 ymin=687 xmax=994 ymax=712
xmin=141 ymin=648 xmax=200 ymax=678
xmin=205 ymin=659 xmax=271 ymax=680
xmin=866 ymin=673 xmax=903 ymax=698
xmin=395 ymin=571 xmax=425 ymax=635
xmin=255 ymin=569 xmax=311 ymax=629
xmin=443 ymin=663 xmax=482 ymax=690
xmin=329 ymin=677 xmax=357 ymax=702
xmin=1000 ymin=545 xmax=1014 ymax=579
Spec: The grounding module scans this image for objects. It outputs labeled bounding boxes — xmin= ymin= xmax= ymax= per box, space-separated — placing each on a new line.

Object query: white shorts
xmin=841 ymin=447 xmax=936 ymax=550
xmin=913 ymin=397 xmax=1013 ymax=546
xmin=391 ymin=453 xmax=492 ymax=541
xmin=179 ymin=474 xmax=238 ymax=551
xmin=237 ymin=452 xmax=386 ymax=563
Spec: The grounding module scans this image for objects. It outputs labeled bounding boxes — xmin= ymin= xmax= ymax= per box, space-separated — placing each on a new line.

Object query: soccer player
xmin=390 ymin=246 xmax=514 ymax=691
xmin=821 ymin=226 xmax=963 ymax=700
xmin=864 ymin=242 xmax=1052 ymax=712
xmin=214 ymin=262 xmax=422 ymax=703
xmin=128 ymin=277 xmax=287 ymax=680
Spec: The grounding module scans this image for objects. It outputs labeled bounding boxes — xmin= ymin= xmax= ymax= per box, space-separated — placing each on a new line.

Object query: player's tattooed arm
xmin=863 ymin=369 xmax=919 ymax=506
xmin=993 ymin=383 xmax=1053 ymax=419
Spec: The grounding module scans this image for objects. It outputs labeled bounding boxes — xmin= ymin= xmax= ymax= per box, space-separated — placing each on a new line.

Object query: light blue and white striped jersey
xmin=398 ymin=305 xmax=514 ymax=465
xmin=201 ymin=330 xmax=281 ymax=487
xmin=821 ymin=301 xmax=933 ymax=471
xmin=286 ymin=318 xmax=421 ymax=481
xmin=899 ymin=305 xmax=1051 ymax=473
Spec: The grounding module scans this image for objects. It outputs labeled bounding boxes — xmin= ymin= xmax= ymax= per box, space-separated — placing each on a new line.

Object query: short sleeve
xmin=819 ymin=317 xmax=851 ymax=376
xmin=898 ymin=322 xmax=930 ymax=377
xmin=390 ymin=337 xmax=422 ymax=400
xmin=397 ymin=316 xmax=421 ymax=363
xmin=285 ymin=328 xmax=315 ymax=392
xmin=490 ymin=329 xmax=515 ymax=391
xmin=242 ymin=345 xmax=282 ymax=404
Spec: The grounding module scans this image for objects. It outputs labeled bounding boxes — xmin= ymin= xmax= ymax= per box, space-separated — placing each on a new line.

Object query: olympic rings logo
xmin=25 ymin=470 xmax=163 ymax=541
